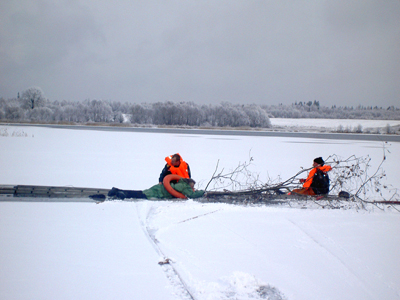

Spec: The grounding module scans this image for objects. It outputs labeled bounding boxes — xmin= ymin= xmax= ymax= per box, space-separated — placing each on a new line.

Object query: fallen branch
xmin=203 ymin=147 xmax=399 ymax=210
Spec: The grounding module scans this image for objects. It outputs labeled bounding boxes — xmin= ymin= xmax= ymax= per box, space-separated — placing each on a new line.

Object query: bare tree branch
xmin=203 ymin=147 xmax=399 ymax=210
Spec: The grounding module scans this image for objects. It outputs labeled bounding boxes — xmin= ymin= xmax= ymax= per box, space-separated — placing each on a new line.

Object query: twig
xmin=204 ymin=159 xmax=220 ymax=191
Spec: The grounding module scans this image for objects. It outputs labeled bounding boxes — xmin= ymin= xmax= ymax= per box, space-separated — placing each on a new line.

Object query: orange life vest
xmin=165 ymin=154 xmax=190 ymax=179
xmin=303 ymin=165 xmax=332 ymax=188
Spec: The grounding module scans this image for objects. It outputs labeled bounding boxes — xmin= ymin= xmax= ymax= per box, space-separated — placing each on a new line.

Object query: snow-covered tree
xmin=27 ymin=107 xmax=54 ymax=122
xmin=21 ymin=87 xmax=46 ymax=109
xmin=84 ymin=99 xmax=113 ymax=122
xmin=243 ymin=104 xmax=271 ymax=127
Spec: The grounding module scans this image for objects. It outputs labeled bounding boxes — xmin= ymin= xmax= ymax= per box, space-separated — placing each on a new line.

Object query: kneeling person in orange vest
xmin=291 ymin=157 xmax=332 ymax=196
xmin=159 ymin=153 xmax=191 ymax=184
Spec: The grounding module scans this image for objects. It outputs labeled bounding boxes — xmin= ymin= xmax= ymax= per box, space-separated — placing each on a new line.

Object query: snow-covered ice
xmin=1 ymin=121 xmax=399 ymax=300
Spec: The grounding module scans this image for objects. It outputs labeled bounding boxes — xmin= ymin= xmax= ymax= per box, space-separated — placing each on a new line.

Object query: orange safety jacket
xmin=165 ymin=154 xmax=190 ymax=179
xmin=303 ymin=165 xmax=332 ymax=188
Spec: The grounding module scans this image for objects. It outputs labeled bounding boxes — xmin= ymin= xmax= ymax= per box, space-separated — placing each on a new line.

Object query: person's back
xmin=310 ymin=167 xmax=330 ymax=195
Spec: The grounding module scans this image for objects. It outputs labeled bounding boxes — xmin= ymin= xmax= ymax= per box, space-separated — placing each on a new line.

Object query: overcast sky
xmin=1 ymin=0 xmax=399 ymax=107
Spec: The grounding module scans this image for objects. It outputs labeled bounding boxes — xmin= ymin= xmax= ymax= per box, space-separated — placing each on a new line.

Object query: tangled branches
xmin=204 ymin=148 xmax=399 ymax=210
xmin=204 ymin=157 xmax=264 ymax=192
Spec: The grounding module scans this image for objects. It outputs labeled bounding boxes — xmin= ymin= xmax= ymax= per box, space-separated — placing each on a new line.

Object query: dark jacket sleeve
xmin=158 ymin=164 xmax=171 ymax=183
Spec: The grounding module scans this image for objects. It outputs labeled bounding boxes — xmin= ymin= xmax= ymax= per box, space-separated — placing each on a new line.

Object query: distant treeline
xmin=0 ymin=88 xmax=399 ymax=128
xmin=264 ymin=101 xmax=400 ymax=120
xmin=0 ymin=88 xmax=271 ymax=127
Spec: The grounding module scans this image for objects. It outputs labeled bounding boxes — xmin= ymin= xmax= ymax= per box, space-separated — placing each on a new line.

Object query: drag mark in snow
xmin=135 ymin=203 xmax=197 ymax=300
xmin=178 ymin=209 xmax=223 ymax=224
xmin=136 ymin=203 xmax=288 ymax=300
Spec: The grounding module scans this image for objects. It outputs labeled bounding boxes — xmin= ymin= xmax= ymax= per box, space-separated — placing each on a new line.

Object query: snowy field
xmin=270 ymin=118 xmax=400 ymax=132
xmin=1 ymin=122 xmax=400 ymax=300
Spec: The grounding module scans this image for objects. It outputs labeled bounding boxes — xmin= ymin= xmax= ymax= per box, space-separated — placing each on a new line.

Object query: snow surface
xmin=270 ymin=118 xmax=400 ymax=132
xmin=1 ymin=122 xmax=400 ymax=300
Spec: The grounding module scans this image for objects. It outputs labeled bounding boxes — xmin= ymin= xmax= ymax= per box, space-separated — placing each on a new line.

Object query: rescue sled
xmin=0 ymin=185 xmax=109 ymax=201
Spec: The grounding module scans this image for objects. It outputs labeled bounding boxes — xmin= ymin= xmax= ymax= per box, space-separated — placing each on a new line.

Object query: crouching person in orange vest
xmin=291 ymin=157 xmax=332 ymax=196
xmin=158 ymin=153 xmax=191 ymax=184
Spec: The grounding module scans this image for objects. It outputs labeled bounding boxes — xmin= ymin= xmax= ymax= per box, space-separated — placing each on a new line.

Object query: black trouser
xmin=122 ymin=190 xmax=148 ymax=199
xmin=108 ymin=187 xmax=148 ymax=199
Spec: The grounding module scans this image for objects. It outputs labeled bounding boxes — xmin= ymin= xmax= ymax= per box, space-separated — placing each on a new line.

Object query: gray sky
xmin=1 ymin=0 xmax=399 ymax=107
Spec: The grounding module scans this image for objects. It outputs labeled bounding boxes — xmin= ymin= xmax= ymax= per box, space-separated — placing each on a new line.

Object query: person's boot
xmin=116 ymin=190 xmax=127 ymax=200
xmin=107 ymin=187 xmax=119 ymax=197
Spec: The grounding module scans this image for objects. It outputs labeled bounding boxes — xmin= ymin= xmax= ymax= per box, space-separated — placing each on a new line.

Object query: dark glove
xmin=299 ymin=179 xmax=306 ymax=183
